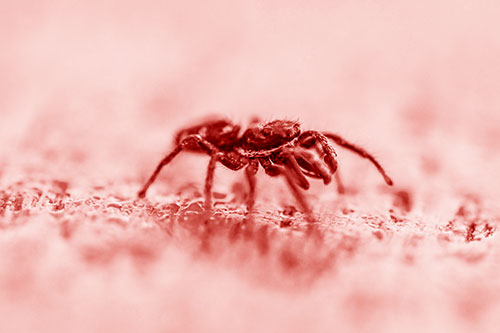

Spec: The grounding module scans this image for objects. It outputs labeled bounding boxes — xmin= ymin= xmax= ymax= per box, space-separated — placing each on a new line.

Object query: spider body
xmin=240 ymin=120 xmax=301 ymax=150
xmin=138 ymin=117 xmax=393 ymax=221
xmin=174 ymin=118 xmax=241 ymax=152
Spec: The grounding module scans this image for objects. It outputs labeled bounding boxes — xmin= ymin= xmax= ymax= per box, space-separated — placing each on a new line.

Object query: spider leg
xmin=296 ymin=165 xmax=344 ymax=193
xmin=204 ymin=153 xmax=223 ymax=211
xmin=289 ymin=148 xmax=347 ymax=194
xmin=280 ymin=151 xmax=310 ymax=190
xmin=323 ymin=132 xmax=393 ymax=186
xmin=298 ymin=131 xmax=338 ymax=174
xmin=138 ymin=134 xmax=218 ymax=198
xmin=258 ymin=157 xmax=280 ymax=176
xmin=334 ymin=169 xmax=345 ymax=194
xmin=279 ymin=165 xmax=314 ymax=223
xmin=245 ymin=159 xmax=259 ymax=213
xmin=293 ymin=147 xmax=332 ymax=185
xmin=259 ymin=157 xmax=314 ymax=223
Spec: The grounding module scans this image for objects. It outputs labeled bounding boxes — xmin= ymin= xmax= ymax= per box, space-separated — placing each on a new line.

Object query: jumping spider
xmin=138 ymin=117 xmax=393 ymax=220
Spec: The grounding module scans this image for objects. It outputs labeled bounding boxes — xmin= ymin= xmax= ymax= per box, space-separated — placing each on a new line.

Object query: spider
xmin=138 ymin=117 xmax=393 ymax=220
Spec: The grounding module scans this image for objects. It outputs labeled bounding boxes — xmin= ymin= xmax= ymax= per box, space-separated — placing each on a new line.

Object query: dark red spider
xmin=138 ymin=117 xmax=393 ymax=220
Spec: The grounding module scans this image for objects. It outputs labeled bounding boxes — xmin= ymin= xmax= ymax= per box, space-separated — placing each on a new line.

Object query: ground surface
xmin=1 ymin=1 xmax=500 ymax=332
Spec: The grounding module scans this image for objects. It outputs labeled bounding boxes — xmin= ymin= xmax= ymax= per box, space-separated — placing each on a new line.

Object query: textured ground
xmin=1 ymin=1 xmax=500 ymax=332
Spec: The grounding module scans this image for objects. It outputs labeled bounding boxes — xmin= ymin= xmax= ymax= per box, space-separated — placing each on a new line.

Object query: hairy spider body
xmin=174 ymin=118 xmax=241 ymax=152
xmin=138 ymin=117 xmax=393 ymax=221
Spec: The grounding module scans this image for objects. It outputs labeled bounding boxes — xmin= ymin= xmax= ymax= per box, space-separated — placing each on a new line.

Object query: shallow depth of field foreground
xmin=1 ymin=1 xmax=500 ymax=332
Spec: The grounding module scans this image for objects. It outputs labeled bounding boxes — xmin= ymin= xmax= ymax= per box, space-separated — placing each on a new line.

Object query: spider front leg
xmin=294 ymin=148 xmax=345 ymax=193
xmin=322 ymin=132 xmax=393 ymax=186
xmin=298 ymin=131 xmax=338 ymax=174
xmin=292 ymin=147 xmax=332 ymax=185
xmin=297 ymin=131 xmax=346 ymax=192
xmin=277 ymin=150 xmax=311 ymax=190
xmin=259 ymin=156 xmax=314 ymax=223
xmin=138 ymin=134 xmax=218 ymax=198
xmin=334 ymin=171 xmax=345 ymax=194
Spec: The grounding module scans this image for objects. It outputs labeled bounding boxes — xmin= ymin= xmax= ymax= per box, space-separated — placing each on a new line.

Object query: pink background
xmin=1 ymin=1 xmax=500 ymax=332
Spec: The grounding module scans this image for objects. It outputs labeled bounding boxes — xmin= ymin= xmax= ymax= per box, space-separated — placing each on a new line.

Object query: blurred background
xmin=2 ymin=2 xmax=500 ymax=332
xmin=1 ymin=0 xmax=500 ymax=199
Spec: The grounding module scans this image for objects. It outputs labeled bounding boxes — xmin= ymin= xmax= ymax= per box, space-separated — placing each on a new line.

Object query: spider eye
xmin=262 ymin=128 xmax=272 ymax=136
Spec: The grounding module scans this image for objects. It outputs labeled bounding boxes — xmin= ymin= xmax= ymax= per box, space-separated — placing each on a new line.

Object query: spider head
xmin=242 ymin=120 xmax=301 ymax=150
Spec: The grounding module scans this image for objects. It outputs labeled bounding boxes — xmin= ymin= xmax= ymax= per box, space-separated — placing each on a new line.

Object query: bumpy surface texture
xmin=1 ymin=1 xmax=500 ymax=332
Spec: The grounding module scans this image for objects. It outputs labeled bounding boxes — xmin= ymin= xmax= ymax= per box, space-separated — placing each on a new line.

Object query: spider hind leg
xmin=138 ymin=134 xmax=218 ymax=199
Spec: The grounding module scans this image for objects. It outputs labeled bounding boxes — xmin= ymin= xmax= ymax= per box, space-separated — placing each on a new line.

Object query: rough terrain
xmin=1 ymin=1 xmax=500 ymax=332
